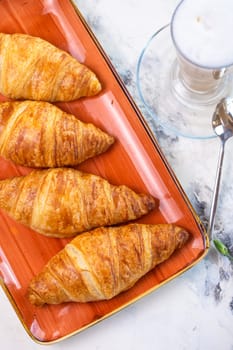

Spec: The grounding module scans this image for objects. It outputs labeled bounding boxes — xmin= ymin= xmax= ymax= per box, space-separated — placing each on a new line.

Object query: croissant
xmin=0 ymin=33 xmax=101 ymax=101
xmin=0 ymin=100 xmax=114 ymax=167
xmin=0 ymin=168 xmax=157 ymax=237
xmin=28 ymin=223 xmax=189 ymax=305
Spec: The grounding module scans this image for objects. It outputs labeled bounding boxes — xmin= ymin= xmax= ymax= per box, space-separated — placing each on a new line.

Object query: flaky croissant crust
xmin=0 ymin=168 xmax=157 ymax=237
xmin=0 ymin=100 xmax=114 ymax=167
xmin=28 ymin=223 xmax=189 ymax=305
xmin=0 ymin=33 xmax=102 ymax=101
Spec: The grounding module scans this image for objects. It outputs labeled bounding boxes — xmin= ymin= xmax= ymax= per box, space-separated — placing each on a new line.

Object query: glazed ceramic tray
xmin=0 ymin=0 xmax=208 ymax=344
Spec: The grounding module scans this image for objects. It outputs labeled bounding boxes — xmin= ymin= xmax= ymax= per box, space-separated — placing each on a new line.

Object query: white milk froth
xmin=171 ymin=0 xmax=233 ymax=68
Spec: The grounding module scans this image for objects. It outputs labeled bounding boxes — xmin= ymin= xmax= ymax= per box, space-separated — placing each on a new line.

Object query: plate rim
xmin=0 ymin=0 xmax=209 ymax=344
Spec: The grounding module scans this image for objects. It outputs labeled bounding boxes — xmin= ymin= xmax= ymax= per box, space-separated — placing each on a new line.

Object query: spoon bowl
xmin=212 ymin=97 xmax=233 ymax=140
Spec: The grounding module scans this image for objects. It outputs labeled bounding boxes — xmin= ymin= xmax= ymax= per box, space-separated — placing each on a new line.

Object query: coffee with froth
xmin=171 ymin=0 xmax=233 ymax=69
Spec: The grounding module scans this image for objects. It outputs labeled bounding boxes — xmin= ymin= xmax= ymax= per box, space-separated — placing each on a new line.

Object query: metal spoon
xmin=207 ymin=97 xmax=233 ymax=243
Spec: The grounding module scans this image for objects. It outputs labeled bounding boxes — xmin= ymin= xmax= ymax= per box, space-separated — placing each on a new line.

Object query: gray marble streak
xmin=0 ymin=2 xmax=232 ymax=350
xmin=73 ymin=2 xmax=233 ymax=348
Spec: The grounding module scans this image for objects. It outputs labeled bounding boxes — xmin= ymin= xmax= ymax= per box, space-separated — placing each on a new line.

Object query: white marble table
xmin=1 ymin=1 xmax=233 ymax=349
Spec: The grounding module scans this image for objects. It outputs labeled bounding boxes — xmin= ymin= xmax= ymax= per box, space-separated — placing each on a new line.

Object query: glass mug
xmin=170 ymin=0 xmax=233 ymax=108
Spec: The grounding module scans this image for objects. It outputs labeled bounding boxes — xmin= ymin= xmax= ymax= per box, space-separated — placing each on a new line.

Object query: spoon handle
xmin=207 ymin=140 xmax=225 ymax=241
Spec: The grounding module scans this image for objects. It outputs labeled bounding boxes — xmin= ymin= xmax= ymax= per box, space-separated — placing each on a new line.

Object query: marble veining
xmin=74 ymin=1 xmax=233 ymax=349
xmin=1 ymin=1 xmax=233 ymax=349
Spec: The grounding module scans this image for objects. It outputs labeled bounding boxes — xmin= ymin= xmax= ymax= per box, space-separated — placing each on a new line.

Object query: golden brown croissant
xmin=0 ymin=33 xmax=101 ymax=101
xmin=0 ymin=100 xmax=114 ymax=167
xmin=0 ymin=168 xmax=157 ymax=237
xmin=28 ymin=223 xmax=189 ymax=306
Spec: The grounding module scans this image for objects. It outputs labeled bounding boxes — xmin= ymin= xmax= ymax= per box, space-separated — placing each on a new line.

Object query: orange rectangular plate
xmin=0 ymin=0 xmax=208 ymax=344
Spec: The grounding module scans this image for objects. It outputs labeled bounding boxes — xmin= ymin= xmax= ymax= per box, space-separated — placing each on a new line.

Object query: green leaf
xmin=213 ymin=239 xmax=233 ymax=261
